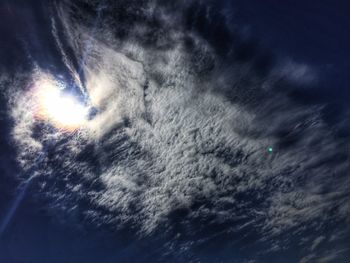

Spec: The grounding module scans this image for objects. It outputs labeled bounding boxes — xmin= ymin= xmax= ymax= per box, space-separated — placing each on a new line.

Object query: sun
xmin=33 ymin=75 xmax=89 ymax=131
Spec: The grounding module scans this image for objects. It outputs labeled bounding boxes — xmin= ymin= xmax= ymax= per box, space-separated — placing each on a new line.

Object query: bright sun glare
xmin=34 ymin=75 xmax=89 ymax=131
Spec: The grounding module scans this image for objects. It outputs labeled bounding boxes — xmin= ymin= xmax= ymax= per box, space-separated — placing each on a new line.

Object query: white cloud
xmin=4 ymin=0 xmax=350 ymax=261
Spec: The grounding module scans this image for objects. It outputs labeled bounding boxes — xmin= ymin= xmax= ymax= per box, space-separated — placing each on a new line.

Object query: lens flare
xmin=33 ymin=74 xmax=89 ymax=131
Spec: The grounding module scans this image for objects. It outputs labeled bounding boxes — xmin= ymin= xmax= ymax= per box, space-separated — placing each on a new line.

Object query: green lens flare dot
xmin=267 ymin=147 xmax=273 ymax=153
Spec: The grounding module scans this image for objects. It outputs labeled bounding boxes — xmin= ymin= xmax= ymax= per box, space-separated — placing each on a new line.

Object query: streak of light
xmin=0 ymin=152 xmax=45 ymax=236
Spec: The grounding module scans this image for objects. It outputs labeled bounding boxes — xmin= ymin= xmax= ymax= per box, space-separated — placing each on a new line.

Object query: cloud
xmin=4 ymin=0 xmax=350 ymax=261
xmin=311 ymin=236 xmax=326 ymax=251
xmin=300 ymin=248 xmax=348 ymax=263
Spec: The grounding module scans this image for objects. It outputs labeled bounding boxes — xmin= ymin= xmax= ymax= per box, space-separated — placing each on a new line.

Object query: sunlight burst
xmin=34 ymin=75 xmax=89 ymax=131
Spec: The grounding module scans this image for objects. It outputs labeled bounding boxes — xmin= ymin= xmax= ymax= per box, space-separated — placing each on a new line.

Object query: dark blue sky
xmin=1 ymin=1 xmax=350 ymax=262
xmin=230 ymin=0 xmax=350 ymax=104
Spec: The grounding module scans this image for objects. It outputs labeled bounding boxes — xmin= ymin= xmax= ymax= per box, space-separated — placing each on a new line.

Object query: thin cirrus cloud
xmin=3 ymin=0 xmax=350 ymax=261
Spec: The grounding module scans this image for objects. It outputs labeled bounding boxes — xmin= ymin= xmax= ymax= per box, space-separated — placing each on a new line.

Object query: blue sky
xmin=1 ymin=1 xmax=350 ymax=262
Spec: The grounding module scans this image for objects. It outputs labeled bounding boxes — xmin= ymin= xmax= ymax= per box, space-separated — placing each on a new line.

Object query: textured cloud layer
xmin=4 ymin=0 xmax=350 ymax=262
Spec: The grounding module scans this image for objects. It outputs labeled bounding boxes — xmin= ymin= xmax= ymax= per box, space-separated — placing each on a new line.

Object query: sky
xmin=0 ymin=1 xmax=350 ymax=262
xmin=230 ymin=0 xmax=350 ymax=104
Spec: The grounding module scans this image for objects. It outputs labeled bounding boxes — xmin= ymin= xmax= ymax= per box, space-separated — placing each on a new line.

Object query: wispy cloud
xmin=4 ymin=0 xmax=350 ymax=261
